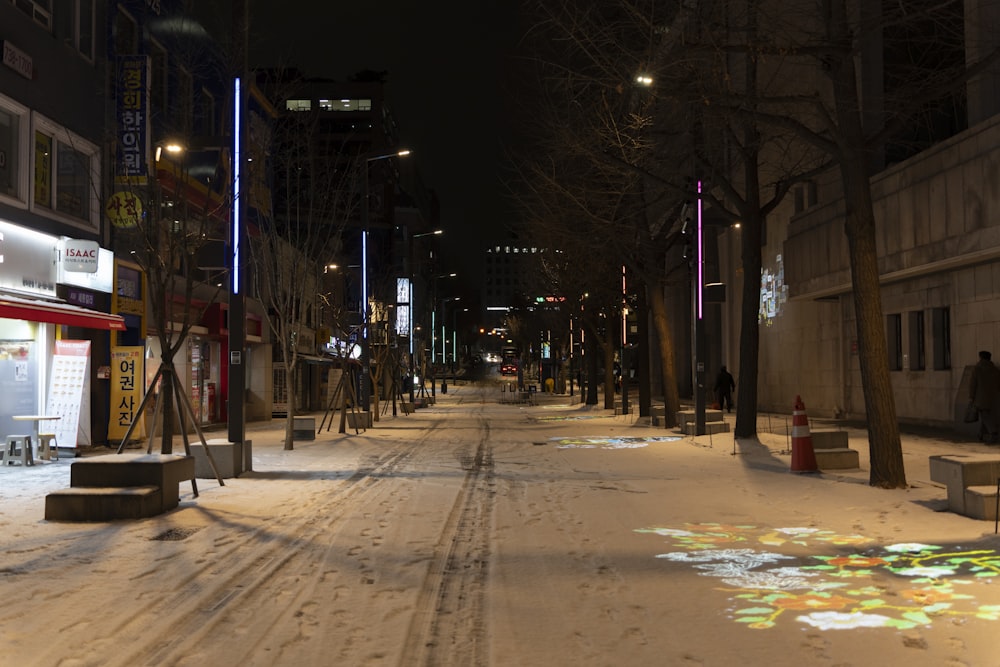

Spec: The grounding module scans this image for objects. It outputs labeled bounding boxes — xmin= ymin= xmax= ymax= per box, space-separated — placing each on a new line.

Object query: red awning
xmin=0 ymin=296 xmax=126 ymax=331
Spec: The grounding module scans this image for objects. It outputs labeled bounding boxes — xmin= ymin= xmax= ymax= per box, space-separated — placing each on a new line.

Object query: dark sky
xmin=245 ymin=2 xmax=524 ymax=293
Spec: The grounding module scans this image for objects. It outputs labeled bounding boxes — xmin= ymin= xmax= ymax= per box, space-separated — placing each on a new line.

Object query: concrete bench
xmin=190 ymin=438 xmax=252 ymax=479
xmin=676 ymin=410 xmax=729 ymax=435
xmin=292 ymin=417 xmax=315 ymax=440
xmin=810 ymin=430 xmax=860 ymax=470
xmin=964 ymin=485 xmax=1000 ymax=521
xmin=45 ymin=453 xmax=195 ymax=522
xmin=928 ymin=454 xmax=1000 ymax=518
xmin=45 ymin=486 xmax=161 ymax=522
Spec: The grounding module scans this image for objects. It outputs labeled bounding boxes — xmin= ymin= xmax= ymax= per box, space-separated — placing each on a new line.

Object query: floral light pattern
xmin=552 ymin=436 xmax=681 ymax=450
xmin=636 ymin=523 xmax=1000 ymax=630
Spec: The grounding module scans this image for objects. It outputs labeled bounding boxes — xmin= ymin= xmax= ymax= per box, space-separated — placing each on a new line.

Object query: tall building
xmin=0 ymin=0 xmax=124 ymax=450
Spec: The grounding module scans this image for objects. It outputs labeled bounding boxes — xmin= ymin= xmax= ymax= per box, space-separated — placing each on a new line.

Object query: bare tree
xmin=252 ymin=70 xmax=360 ymax=449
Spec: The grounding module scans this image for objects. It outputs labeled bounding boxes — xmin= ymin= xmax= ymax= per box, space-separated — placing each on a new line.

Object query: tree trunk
xmin=159 ymin=362 xmax=175 ymax=455
xmin=603 ymin=328 xmax=616 ymax=410
xmin=585 ymin=331 xmax=599 ymax=405
xmin=829 ymin=0 xmax=906 ymax=488
xmin=734 ymin=214 xmax=763 ymax=439
xmin=734 ymin=3 xmax=763 ymax=439
xmin=647 ymin=281 xmax=679 ymax=428
xmin=637 ymin=280 xmax=651 ymax=417
xmin=284 ymin=360 xmax=295 ymax=450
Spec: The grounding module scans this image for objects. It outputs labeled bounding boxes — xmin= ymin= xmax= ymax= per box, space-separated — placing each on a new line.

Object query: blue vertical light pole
xmin=228 ymin=0 xmax=248 ymax=448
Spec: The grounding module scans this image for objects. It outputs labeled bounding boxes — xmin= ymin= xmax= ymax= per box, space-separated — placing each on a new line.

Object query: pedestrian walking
xmin=714 ymin=365 xmax=736 ymax=413
xmin=970 ymin=351 xmax=1000 ymax=442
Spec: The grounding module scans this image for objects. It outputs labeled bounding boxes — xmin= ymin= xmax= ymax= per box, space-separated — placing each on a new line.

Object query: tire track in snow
xmin=402 ymin=415 xmax=495 ymax=666
xmin=41 ymin=425 xmax=442 ymax=667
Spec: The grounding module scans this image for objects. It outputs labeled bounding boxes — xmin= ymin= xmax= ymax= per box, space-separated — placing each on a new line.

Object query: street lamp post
xmin=360 ymin=149 xmax=411 ymax=415
xmin=694 ymin=180 xmax=706 ymax=436
xmin=408 ymin=229 xmax=442 ymax=403
xmin=228 ymin=0 xmax=248 ymax=448
xmin=439 ymin=296 xmax=460 ymax=391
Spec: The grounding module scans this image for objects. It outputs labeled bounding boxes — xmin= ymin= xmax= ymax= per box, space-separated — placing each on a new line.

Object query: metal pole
xmin=694 ymin=180 xmax=706 ymax=436
xmin=408 ymin=233 xmax=415 ymax=403
xmin=360 ymin=167 xmax=371 ymax=413
xmin=227 ymin=0 xmax=247 ymax=447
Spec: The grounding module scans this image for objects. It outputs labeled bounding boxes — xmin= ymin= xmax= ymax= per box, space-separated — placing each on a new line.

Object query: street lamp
xmin=430 ymin=273 xmax=457 ymax=364
xmin=360 ymin=149 xmax=411 ymax=415
xmin=440 ymin=296 xmax=461 ymax=370
xmin=408 ymin=229 xmax=442 ymax=402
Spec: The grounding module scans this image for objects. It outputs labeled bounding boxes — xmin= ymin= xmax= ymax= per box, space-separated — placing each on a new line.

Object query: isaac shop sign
xmin=62 ymin=239 xmax=100 ymax=274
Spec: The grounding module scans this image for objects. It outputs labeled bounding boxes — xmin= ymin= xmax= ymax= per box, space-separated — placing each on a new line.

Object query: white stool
xmin=3 ymin=435 xmax=33 ymax=466
xmin=36 ymin=433 xmax=58 ymax=461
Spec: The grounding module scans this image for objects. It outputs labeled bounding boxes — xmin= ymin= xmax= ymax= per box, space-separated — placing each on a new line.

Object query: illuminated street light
xmin=407 ymin=228 xmax=443 ymax=402
xmin=360 ymin=148 xmax=412 ymax=415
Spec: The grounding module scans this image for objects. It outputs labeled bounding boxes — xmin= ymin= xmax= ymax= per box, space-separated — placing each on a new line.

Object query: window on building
xmin=176 ymin=67 xmax=193 ymax=134
xmin=76 ymin=0 xmax=94 ymax=59
xmin=908 ymin=310 xmax=925 ymax=371
xmin=286 ymin=99 xmax=312 ymax=112
xmin=887 ymin=313 xmax=903 ymax=371
xmin=31 ymin=114 xmax=99 ymax=228
xmin=325 ymin=98 xmax=372 ymax=112
xmin=54 ymin=0 xmax=93 ymax=59
xmin=0 ymin=95 xmax=28 ymax=203
xmin=149 ymin=40 xmax=168 ymax=117
xmin=932 ymin=307 xmax=951 ymax=370
xmin=12 ymin=0 xmax=52 ymax=30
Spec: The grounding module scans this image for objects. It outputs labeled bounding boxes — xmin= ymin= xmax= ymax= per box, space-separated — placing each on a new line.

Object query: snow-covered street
xmin=2 ymin=381 xmax=1000 ymax=666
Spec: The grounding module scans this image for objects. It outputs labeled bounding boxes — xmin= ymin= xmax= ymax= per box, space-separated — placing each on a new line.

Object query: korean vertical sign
xmin=109 ymin=347 xmax=146 ymax=442
xmin=116 ymin=55 xmax=150 ymax=184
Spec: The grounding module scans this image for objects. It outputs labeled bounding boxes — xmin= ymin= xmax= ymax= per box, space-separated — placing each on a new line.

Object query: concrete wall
xmin=742 ymin=113 xmax=1000 ymax=427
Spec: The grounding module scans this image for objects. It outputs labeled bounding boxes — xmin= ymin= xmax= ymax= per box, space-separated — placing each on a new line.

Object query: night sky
xmin=244 ymin=1 xmax=525 ymax=297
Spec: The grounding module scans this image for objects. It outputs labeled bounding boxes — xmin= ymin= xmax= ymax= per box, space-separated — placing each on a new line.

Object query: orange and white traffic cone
xmin=790 ymin=395 xmax=819 ymax=473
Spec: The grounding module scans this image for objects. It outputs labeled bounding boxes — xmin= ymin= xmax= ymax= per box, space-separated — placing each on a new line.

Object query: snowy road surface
xmin=2 ymin=380 xmax=1000 ymax=666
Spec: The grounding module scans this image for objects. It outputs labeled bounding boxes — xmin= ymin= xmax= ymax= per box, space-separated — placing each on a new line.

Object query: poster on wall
xmin=109 ymin=346 xmax=145 ymax=443
xmin=44 ymin=340 xmax=90 ymax=449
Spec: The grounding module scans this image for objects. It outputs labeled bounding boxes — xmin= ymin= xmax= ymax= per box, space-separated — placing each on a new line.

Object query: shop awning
xmin=0 ymin=295 xmax=126 ymax=331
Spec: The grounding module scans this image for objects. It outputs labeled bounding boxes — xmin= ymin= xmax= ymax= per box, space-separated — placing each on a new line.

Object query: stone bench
xmin=928 ymin=454 xmax=1000 ymax=519
xmin=292 ymin=417 xmax=315 ymax=440
xmin=676 ymin=409 xmax=729 ymax=435
xmin=189 ymin=438 xmax=252 ymax=479
xmin=45 ymin=453 xmax=195 ymax=522
xmin=810 ymin=430 xmax=860 ymax=470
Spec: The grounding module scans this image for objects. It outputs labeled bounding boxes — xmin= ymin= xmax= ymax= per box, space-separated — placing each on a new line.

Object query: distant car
xmin=501 ymin=362 xmax=518 ymax=375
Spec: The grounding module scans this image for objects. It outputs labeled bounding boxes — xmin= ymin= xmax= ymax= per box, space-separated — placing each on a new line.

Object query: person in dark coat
xmin=714 ymin=366 xmax=736 ymax=413
xmin=970 ymin=350 xmax=1000 ymax=443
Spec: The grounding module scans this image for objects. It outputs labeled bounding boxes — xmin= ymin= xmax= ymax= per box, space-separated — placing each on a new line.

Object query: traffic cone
xmin=790 ymin=395 xmax=819 ymax=473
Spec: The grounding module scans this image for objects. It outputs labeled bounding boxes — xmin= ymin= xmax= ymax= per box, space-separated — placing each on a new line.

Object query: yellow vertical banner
xmin=109 ymin=347 xmax=146 ymax=442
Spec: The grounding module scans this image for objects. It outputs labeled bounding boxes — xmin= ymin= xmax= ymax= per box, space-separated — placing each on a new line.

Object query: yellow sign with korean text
xmin=109 ymin=347 xmax=146 ymax=442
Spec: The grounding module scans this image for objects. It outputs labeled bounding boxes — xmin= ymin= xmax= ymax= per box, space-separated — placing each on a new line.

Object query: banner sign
xmin=116 ymin=55 xmax=150 ymax=184
xmin=44 ymin=340 xmax=90 ymax=448
xmin=109 ymin=346 xmax=146 ymax=442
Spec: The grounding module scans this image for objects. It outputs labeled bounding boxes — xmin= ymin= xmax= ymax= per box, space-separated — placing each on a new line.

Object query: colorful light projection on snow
xmin=636 ymin=523 xmax=1000 ymax=631
xmin=551 ymin=436 xmax=681 ymax=449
